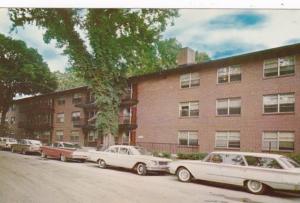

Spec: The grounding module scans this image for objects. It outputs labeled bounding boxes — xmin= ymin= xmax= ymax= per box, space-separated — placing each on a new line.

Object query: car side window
xmin=119 ymin=147 xmax=129 ymax=155
xmin=245 ymin=156 xmax=283 ymax=169
xmin=53 ymin=143 xmax=59 ymax=147
xmin=106 ymin=147 xmax=118 ymax=153
xmin=222 ymin=154 xmax=245 ymax=166
xmin=206 ymin=154 xmax=223 ymax=163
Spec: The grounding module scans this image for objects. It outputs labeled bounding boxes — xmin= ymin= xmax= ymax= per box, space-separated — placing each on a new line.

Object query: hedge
xmin=153 ymin=151 xmax=171 ymax=159
xmin=176 ymin=152 xmax=208 ymax=160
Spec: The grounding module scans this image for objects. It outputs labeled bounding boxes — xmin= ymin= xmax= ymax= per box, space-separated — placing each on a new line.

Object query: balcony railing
xmin=120 ymin=88 xmax=138 ymax=107
xmin=118 ymin=115 xmax=137 ymax=130
xmin=136 ymin=142 xmax=200 ymax=154
xmin=72 ymin=118 xmax=96 ymax=129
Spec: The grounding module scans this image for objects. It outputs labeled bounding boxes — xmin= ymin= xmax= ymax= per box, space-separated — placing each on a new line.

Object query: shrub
xmin=177 ymin=152 xmax=208 ymax=160
xmin=284 ymin=153 xmax=300 ymax=164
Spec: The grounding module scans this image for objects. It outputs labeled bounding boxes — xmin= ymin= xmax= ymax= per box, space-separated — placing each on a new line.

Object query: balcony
xmin=118 ymin=115 xmax=137 ymax=130
xmin=120 ymin=88 xmax=138 ymax=107
xmin=72 ymin=118 xmax=96 ymax=130
xmin=18 ymin=121 xmax=52 ymax=130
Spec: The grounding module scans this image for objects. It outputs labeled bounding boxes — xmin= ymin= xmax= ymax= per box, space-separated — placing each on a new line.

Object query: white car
xmin=0 ymin=137 xmax=17 ymax=150
xmin=169 ymin=151 xmax=300 ymax=195
xmin=89 ymin=145 xmax=171 ymax=175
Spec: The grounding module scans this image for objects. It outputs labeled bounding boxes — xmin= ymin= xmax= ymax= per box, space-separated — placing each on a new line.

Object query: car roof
xmin=211 ymin=151 xmax=283 ymax=159
xmin=110 ymin=145 xmax=133 ymax=148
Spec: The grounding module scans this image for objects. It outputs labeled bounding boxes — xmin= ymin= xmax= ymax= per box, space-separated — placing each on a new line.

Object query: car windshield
xmin=134 ymin=147 xmax=152 ymax=155
xmin=280 ymin=157 xmax=300 ymax=168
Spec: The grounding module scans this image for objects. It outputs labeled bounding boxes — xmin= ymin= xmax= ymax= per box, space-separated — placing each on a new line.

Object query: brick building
xmin=130 ymin=43 xmax=300 ymax=153
xmin=4 ymin=43 xmax=300 ymax=153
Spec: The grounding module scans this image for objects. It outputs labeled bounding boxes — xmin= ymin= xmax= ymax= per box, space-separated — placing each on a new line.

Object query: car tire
xmin=60 ymin=155 xmax=67 ymax=162
xmin=136 ymin=163 xmax=147 ymax=176
xmin=98 ymin=159 xmax=106 ymax=168
xmin=245 ymin=180 xmax=268 ymax=195
xmin=177 ymin=167 xmax=192 ymax=182
xmin=41 ymin=151 xmax=47 ymax=158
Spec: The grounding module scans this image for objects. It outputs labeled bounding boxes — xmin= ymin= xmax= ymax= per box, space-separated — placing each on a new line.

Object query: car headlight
xmin=150 ymin=160 xmax=158 ymax=166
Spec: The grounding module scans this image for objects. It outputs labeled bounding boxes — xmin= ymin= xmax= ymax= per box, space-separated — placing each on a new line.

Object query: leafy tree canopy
xmin=9 ymin=9 xmax=179 ymax=143
xmin=54 ymin=70 xmax=87 ymax=91
xmin=195 ymin=51 xmax=210 ymax=63
xmin=0 ymin=33 xmax=57 ymax=126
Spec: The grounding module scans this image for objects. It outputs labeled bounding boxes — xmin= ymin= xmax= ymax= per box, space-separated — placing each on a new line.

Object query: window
xmin=179 ymin=101 xmax=199 ymax=117
xmin=119 ymin=147 xmax=129 ymax=155
xmin=106 ymin=146 xmax=118 ymax=153
xmin=56 ymin=113 xmax=64 ymax=123
xmin=264 ymin=56 xmax=295 ymax=77
xmin=245 ymin=156 xmax=283 ymax=169
xmin=217 ymin=65 xmax=241 ymax=83
xmin=262 ymin=132 xmax=294 ymax=151
xmin=56 ymin=131 xmax=64 ymax=141
xmin=10 ymin=117 xmax=16 ymax=125
xmin=88 ymin=131 xmax=97 ymax=142
xmin=57 ymin=97 xmax=65 ymax=105
xmin=206 ymin=153 xmax=245 ymax=166
xmin=72 ymin=93 xmax=82 ymax=104
xmin=178 ymin=131 xmax=198 ymax=146
xmin=215 ymin=131 xmax=240 ymax=149
xmin=70 ymin=131 xmax=80 ymax=142
xmin=217 ymin=98 xmax=241 ymax=116
xmin=180 ymin=72 xmax=200 ymax=88
xmin=263 ymin=93 xmax=295 ymax=113
xmin=72 ymin=111 xmax=81 ymax=121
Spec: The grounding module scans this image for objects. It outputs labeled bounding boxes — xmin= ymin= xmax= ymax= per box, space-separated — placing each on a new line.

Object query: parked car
xmin=11 ymin=139 xmax=42 ymax=154
xmin=89 ymin=145 xmax=171 ymax=175
xmin=0 ymin=137 xmax=17 ymax=150
xmin=169 ymin=151 xmax=300 ymax=195
xmin=40 ymin=142 xmax=88 ymax=162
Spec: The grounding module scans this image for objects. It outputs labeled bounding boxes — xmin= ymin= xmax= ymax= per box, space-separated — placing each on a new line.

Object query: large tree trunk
xmin=0 ymin=106 xmax=9 ymax=126
xmin=102 ymin=133 xmax=115 ymax=149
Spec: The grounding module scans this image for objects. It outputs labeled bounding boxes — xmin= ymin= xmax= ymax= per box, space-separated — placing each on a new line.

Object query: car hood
xmin=288 ymin=168 xmax=300 ymax=173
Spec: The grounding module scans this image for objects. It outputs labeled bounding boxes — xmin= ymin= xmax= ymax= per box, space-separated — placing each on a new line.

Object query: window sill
xmin=179 ymin=116 xmax=199 ymax=119
xmin=263 ymin=73 xmax=295 ymax=80
xmin=214 ymin=147 xmax=240 ymax=151
xmin=216 ymin=114 xmax=241 ymax=117
xmin=262 ymin=112 xmax=295 ymax=116
xmin=180 ymin=86 xmax=200 ymax=90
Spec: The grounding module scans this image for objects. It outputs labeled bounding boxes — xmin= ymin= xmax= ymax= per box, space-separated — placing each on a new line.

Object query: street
xmin=0 ymin=151 xmax=299 ymax=203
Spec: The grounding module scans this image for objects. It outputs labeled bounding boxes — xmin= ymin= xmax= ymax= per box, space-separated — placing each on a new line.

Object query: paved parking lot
xmin=0 ymin=151 xmax=300 ymax=203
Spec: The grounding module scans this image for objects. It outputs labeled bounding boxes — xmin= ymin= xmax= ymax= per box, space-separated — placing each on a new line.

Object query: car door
xmin=116 ymin=147 xmax=134 ymax=168
xmin=103 ymin=146 xmax=119 ymax=166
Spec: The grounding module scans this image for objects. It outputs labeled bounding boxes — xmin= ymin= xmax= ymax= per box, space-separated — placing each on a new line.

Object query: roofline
xmin=129 ymin=43 xmax=300 ymax=82
xmin=14 ymin=86 xmax=89 ymax=103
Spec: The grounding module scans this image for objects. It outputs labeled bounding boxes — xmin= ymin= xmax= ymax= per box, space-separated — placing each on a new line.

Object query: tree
xmin=54 ymin=70 xmax=87 ymax=91
xmin=195 ymin=51 xmax=210 ymax=63
xmin=0 ymin=33 xmax=57 ymax=127
xmin=9 ymin=9 xmax=179 ymax=146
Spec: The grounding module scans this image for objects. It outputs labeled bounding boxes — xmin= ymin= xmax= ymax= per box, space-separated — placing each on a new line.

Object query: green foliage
xmin=195 ymin=51 xmax=210 ymax=63
xmin=54 ymin=70 xmax=87 ymax=91
xmin=153 ymin=151 xmax=171 ymax=159
xmin=0 ymin=33 xmax=57 ymax=125
xmin=8 ymin=9 xmax=179 ymax=139
xmin=177 ymin=152 xmax=208 ymax=160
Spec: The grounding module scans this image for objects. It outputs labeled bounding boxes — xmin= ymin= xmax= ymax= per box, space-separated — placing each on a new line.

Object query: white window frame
xmin=263 ymin=93 xmax=295 ymax=114
xmin=217 ymin=65 xmax=241 ymax=84
xmin=179 ymin=101 xmax=199 ymax=117
xmin=70 ymin=131 xmax=80 ymax=143
xmin=178 ymin=131 xmax=199 ymax=146
xmin=215 ymin=131 xmax=241 ymax=149
xmin=216 ymin=97 xmax=241 ymax=116
xmin=180 ymin=72 xmax=200 ymax=89
xmin=56 ymin=130 xmax=64 ymax=141
xmin=263 ymin=56 xmax=295 ymax=78
xmin=262 ymin=131 xmax=295 ymax=152
xmin=56 ymin=113 xmax=64 ymax=123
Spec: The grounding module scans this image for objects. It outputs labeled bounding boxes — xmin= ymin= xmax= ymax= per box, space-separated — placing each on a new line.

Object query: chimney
xmin=176 ymin=47 xmax=195 ymax=65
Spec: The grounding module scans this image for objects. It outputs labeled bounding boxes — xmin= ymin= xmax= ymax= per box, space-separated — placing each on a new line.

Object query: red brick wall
xmin=135 ymin=54 xmax=300 ymax=152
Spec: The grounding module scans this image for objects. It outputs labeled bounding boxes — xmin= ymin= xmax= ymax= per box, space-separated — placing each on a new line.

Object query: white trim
xmin=263 ymin=55 xmax=295 ymax=78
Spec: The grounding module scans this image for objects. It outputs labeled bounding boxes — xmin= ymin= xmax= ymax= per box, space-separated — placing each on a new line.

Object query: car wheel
xmin=136 ymin=163 xmax=147 ymax=176
xmin=41 ymin=151 xmax=47 ymax=158
xmin=177 ymin=167 xmax=191 ymax=182
xmin=60 ymin=155 xmax=67 ymax=162
xmin=246 ymin=180 xmax=268 ymax=195
xmin=98 ymin=159 xmax=106 ymax=168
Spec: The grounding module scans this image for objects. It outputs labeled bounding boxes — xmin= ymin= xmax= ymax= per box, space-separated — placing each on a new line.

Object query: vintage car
xmin=0 ymin=137 xmax=17 ymax=150
xmin=40 ymin=142 xmax=88 ymax=162
xmin=11 ymin=139 xmax=42 ymax=154
xmin=89 ymin=145 xmax=171 ymax=175
xmin=169 ymin=151 xmax=300 ymax=195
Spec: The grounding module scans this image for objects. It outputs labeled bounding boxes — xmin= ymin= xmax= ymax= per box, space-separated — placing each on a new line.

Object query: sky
xmin=1 ymin=9 xmax=300 ymax=73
